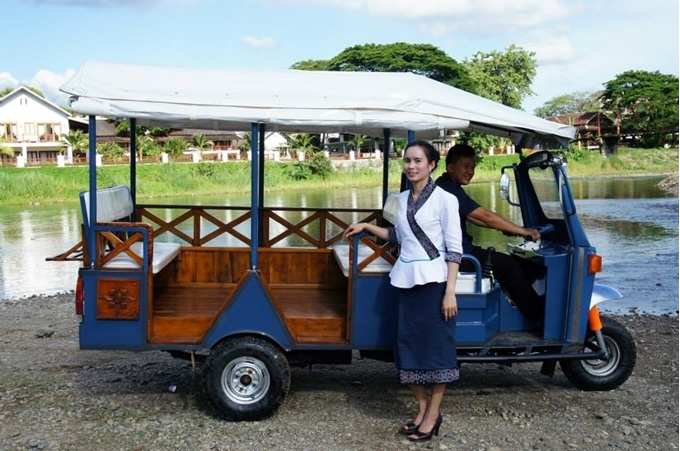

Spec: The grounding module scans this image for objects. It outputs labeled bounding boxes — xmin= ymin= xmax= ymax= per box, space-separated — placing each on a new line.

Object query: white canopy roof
xmin=61 ymin=60 xmax=575 ymax=143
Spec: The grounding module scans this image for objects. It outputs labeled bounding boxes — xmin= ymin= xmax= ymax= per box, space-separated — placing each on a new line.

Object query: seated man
xmin=435 ymin=144 xmax=544 ymax=326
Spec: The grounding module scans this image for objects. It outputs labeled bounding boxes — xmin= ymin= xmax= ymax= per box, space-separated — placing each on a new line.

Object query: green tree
xmin=320 ymin=42 xmax=477 ymax=93
xmin=285 ymin=133 xmax=318 ymax=157
xmin=114 ymin=119 xmax=170 ymax=138
xmin=0 ymin=137 xmax=14 ymax=160
xmin=191 ymin=133 xmax=214 ymax=150
xmin=290 ymin=59 xmax=329 ymax=71
xmin=347 ymin=134 xmax=368 ymax=154
xmin=600 ymin=70 xmax=679 ymax=147
xmin=60 ymin=129 xmax=88 ymax=155
xmin=137 ymin=135 xmax=162 ymax=157
xmin=0 ymin=86 xmax=44 ymax=98
xmin=97 ymin=141 xmax=125 ymax=157
xmin=238 ymin=132 xmax=252 ymax=152
xmin=534 ymin=92 xmax=602 ymax=117
xmin=464 ymin=44 xmax=537 ymax=109
xmin=164 ymin=137 xmax=188 ymax=155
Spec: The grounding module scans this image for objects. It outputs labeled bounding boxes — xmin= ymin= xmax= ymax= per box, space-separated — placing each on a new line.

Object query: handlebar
xmin=536 ymin=224 xmax=555 ymax=236
xmin=522 ymin=224 xmax=554 ymax=241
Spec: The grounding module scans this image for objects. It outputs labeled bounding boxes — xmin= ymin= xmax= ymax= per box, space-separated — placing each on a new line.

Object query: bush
xmin=164 ymin=138 xmax=188 ymax=155
xmin=97 ymin=141 xmax=124 ymax=157
xmin=307 ymin=153 xmax=333 ymax=179
xmin=285 ymin=162 xmax=312 ymax=180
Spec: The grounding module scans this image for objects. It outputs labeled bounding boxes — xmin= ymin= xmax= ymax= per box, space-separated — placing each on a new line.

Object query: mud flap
xmin=540 ymin=360 xmax=557 ymax=378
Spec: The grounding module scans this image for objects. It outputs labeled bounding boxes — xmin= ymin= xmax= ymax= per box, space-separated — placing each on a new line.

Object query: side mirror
xmin=499 ymin=172 xmax=510 ymax=201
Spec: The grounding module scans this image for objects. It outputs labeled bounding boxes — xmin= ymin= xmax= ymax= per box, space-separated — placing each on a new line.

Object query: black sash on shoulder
xmin=407 ymin=179 xmax=440 ymax=261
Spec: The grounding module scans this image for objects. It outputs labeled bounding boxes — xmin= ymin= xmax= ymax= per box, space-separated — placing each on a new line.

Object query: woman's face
xmin=403 ymin=145 xmax=435 ymax=185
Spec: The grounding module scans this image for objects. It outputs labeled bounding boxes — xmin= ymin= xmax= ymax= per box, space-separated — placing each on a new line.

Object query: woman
xmin=343 ymin=140 xmax=462 ymax=442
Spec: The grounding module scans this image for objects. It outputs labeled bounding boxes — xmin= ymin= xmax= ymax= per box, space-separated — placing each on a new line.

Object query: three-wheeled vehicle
xmin=53 ymin=61 xmax=636 ymax=421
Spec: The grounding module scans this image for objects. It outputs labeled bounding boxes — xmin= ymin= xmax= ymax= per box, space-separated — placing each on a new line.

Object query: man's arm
xmin=468 ymin=206 xmax=541 ymax=240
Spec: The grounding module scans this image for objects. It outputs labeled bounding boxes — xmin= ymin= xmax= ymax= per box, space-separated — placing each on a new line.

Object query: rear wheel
xmin=560 ymin=316 xmax=636 ymax=391
xmin=204 ymin=336 xmax=290 ymax=421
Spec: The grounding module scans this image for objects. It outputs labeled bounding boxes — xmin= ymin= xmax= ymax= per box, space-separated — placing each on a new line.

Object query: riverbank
xmin=0 ymin=292 xmax=677 ymax=450
xmin=0 ymin=147 xmax=677 ymax=205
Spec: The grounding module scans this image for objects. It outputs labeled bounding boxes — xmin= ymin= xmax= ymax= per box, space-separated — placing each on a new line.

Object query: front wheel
xmin=204 ymin=336 xmax=291 ymax=421
xmin=560 ymin=316 xmax=636 ymax=391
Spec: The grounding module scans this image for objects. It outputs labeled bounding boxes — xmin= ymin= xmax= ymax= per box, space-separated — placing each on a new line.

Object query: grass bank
xmin=0 ymin=147 xmax=676 ymax=205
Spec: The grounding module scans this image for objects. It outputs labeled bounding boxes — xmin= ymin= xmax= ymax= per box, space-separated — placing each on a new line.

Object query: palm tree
xmin=164 ymin=138 xmax=188 ymax=156
xmin=61 ymin=130 xmax=88 ymax=156
xmin=191 ymin=133 xmax=214 ymax=151
xmin=285 ymin=133 xmax=317 ymax=158
xmin=0 ymin=138 xmax=14 ymax=165
xmin=347 ymin=134 xmax=368 ymax=156
xmin=238 ymin=132 xmax=251 ymax=152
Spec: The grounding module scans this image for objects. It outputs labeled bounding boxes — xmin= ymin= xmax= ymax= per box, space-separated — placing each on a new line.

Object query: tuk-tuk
xmin=53 ymin=61 xmax=636 ymax=421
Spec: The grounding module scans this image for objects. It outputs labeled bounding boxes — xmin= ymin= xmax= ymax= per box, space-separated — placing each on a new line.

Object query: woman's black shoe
xmin=398 ymin=421 xmax=419 ymax=435
xmin=408 ymin=414 xmax=442 ymax=442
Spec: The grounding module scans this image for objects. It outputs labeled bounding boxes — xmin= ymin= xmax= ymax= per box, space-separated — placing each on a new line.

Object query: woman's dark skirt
xmin=395 ymin=282 xmax=460 ymax=385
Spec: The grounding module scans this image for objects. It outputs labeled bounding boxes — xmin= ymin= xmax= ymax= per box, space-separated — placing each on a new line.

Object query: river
xmin=0 ymin=177 xmax=677 ymax=315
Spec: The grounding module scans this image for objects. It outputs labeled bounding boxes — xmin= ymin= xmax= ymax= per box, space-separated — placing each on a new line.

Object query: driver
xmin=435 ymin=144 xmax=545 ymax=326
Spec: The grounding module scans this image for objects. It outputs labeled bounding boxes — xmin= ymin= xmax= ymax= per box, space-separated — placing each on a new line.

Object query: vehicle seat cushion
xmin=100 ymin=242 xmax=181 ymax=274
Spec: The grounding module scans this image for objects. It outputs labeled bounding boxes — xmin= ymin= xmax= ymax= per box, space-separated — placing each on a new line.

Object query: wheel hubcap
xmin=580 ymin=335 xmax=621 ymax=377
xmin=221 ymin=356 xmax=271 ymax=405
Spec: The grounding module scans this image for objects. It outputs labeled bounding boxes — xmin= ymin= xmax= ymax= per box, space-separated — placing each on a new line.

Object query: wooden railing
xmin=48 ymin=204 xmax=384 ymax=262
xmin=136 ymin=204 xmax=382 ymax=248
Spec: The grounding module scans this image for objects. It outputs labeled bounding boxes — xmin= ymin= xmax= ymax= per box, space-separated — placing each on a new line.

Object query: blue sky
xmin=2 ymin=0 xmax=678 ymax=113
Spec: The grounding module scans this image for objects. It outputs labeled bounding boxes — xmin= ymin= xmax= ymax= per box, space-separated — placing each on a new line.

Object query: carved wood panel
xmin=97 ymin=278 xmax=140 ymax=320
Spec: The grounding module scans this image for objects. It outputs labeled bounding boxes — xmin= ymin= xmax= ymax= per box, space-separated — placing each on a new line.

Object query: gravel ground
xmin=0 ymin=292 xmax=677 ymax=451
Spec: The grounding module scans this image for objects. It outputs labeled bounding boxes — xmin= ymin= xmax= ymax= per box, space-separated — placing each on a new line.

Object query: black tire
xmin=560 ymin=316 xmax=636 ymax=391
xmin=204 ymin=336 xmax=291 ymax=421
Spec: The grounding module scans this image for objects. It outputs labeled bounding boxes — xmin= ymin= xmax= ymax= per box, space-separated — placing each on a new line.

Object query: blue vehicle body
xmin=54 ymin=61 xmax=636 ymax=420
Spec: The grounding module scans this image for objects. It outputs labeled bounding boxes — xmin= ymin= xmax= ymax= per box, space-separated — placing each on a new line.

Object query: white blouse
xmin=389 ymin=186 xmax=462 ymax=289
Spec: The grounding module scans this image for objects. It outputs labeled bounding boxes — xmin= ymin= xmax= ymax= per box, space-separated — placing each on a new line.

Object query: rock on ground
xmin=657 ymin=173 xmax=679 ymax=194
xmin=0 ymin=293 xmax=677 ymax=451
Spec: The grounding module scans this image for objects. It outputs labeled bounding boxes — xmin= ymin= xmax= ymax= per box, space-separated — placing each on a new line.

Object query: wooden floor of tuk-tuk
xmin=150 ymin=285 xmax=347 ymax=344
xmin=148 ymin=247 xmax=348 ymax=345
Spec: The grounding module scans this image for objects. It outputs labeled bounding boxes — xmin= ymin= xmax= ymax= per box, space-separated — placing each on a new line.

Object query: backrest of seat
xmin=80 ymin=185 xmax=134 ymax=228
xmin=382 ymin=191 xmax=400 ymax=225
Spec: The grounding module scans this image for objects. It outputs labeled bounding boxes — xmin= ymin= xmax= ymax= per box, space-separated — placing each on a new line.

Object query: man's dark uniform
xmin=435 ymin=172 xmax=544 ymax=325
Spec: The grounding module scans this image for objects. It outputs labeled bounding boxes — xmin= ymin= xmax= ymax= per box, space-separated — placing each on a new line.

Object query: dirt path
xmin=0 ymin=294 xmax=677 ymax=450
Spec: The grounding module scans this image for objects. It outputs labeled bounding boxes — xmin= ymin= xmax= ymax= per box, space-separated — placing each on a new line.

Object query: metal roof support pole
xmin=250 ymin=123 xmax=260 ymax=270
xmin=87 ymin=115 xmax=97 ymax=267
xmin=129 ymin=118 xmax=137 ymax=206
xmin=400 ymin=130 xmax=416 ymax=192
xmin=257 ymin=123 xmax=266 ymax=247
xmin=382 ymin=128 xmax=391 ymax=204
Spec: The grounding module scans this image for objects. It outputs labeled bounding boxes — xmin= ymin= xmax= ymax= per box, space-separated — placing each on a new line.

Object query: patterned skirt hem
xmin=398 ymin=367 xmax=460 ymax=385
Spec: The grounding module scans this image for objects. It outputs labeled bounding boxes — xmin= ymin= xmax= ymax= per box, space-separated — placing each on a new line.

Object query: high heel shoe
xmin=408 ymin=414 xmax=442 ymax=442
xmin=398 ymin=421 xmax=420 ymax=435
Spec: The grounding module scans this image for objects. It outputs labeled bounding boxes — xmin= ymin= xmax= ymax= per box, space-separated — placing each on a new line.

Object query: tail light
xmin=588 ymin=254 xmax=602 ymax=274
xmin=75 ymin=276 xmax=84 ymax=316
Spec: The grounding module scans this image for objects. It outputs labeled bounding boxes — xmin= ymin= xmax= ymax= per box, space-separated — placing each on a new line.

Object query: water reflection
xmin=0 ymin=177 xmax=677 ymax=315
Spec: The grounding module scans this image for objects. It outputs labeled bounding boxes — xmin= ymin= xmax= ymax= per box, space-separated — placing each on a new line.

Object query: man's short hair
xmin=445 ymin=144 xmax=476 ymax=166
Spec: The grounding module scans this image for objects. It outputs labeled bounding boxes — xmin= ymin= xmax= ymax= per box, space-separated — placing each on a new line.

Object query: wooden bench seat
xmin=80 ymin=185 xmax=181 ymax=274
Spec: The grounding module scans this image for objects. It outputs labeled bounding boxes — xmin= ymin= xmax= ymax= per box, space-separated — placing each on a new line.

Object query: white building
xmin=0 ymin=86 xmax=84 ymax=165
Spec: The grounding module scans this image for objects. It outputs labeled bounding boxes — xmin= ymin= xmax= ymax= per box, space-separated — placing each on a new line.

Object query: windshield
xmin=527 ymin=165 xmax=563 ymax=220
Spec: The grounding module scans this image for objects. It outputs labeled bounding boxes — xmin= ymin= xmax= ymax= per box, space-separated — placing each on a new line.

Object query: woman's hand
xmin=441 ymin=292 xmax=457 ymax=322
xmin=343 ymin=222 xmax=366 ymax=238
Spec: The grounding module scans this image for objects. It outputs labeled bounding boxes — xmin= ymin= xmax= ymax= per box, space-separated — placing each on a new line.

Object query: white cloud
xmin=0 ymin=72 xmax=19 ymax=89
xmin=269 ymin=0 xmax=574 ymax=34
xmin=241 ymin=36 xmax=277 ymax=48
xmin=520 ymin=33 xmax=577 ymax=63
xmin=28 ymin=69 xmax=77 ymax=107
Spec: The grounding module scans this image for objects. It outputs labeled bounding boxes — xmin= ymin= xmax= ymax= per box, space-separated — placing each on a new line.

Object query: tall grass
xmin=0 ymin=148 xmax=676 ymax=205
